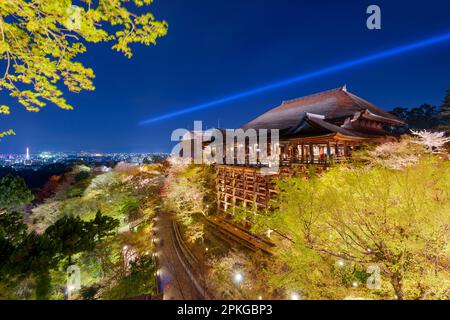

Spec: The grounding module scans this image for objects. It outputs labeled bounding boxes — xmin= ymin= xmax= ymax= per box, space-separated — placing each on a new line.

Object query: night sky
xmin=1 ymin=0 xmax=450 ymax=154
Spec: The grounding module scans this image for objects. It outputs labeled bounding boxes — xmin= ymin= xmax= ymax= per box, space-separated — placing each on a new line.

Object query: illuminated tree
xmin=207 ymin=250 xmax=274 ymax=300
xmin=164 ymin=164 xmax=216 ymax=243
xmin=0 ymin=0 xmax=167 ymax=135
xmin=166 ymin=164 xmax=215 ymax=216
xmin=264 ymin=154 xmax=450 ymax=300
xmin=410 ymin=130 xmax=450 ymax=152
xmin=356 ymin=132 xmax=449 ymax=169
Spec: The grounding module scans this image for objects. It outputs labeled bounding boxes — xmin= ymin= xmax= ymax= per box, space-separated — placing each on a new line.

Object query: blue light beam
xmin=140 ymin=31 xmax=450 ymax=125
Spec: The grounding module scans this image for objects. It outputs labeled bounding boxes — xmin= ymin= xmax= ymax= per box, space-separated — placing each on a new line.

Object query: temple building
xmin=240 ymin=85 xmax=403 ymax=164
xmin=213 ymin=86 xmax=405 ymax=214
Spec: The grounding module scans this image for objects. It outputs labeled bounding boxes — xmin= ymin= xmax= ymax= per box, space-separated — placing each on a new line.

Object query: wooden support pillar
xmin=279 ymin=144 xmax=283 ymax=162
xmin=232 ymin=168 xmax=236 ymax=215
xmin=344 ymin=142 xmax=348 ymax=158
xmin=294 ymin=145 xmax=298 ymax=163
xmin=216 ymin=168 xmax=221 ymax=213
xmin=292 ymin=144 xmax=296 ymax=162
xmin=243 ymin=169 xmax=247 ymax=208
xmin=309 ymin=143 xmax=314 ymax=163
xmin=305 ymin=144 xmax=309 ymax=164
xmin=327 ymin=142 xmax=331 ymax=162
xmin=301 ymin=143 xmax=305 ymax=163
xmin=253 ymin=171 xmax=257 ymax=213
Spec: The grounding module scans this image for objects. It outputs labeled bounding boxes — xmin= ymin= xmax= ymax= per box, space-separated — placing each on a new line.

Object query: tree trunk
xmin=391 ymin=273 xmax=404 ymax=300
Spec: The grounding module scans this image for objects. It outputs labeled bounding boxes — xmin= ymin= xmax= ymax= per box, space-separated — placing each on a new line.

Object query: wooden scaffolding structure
xmin=216 ymin=165 xmax=278 ymax=214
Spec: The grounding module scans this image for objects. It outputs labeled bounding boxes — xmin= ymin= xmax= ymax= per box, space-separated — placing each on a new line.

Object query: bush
xmin=0 ymin=175 xmax=34 ymax=211
xmin=74 ymin=171 xmax=90 ymax=183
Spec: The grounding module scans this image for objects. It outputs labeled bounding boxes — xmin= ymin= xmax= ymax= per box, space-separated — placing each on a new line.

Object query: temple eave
xmin=285 ymin=132 xmax=372 ymax=143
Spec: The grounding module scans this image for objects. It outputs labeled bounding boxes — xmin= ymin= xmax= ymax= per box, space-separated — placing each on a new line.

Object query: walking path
xmin=154 ymin=210 xmax=203 ymax=300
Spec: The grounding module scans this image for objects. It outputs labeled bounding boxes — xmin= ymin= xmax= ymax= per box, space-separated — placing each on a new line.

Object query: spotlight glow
xmin=233 ymin=272 xmax=244 ymax=285
xmin=290 ymin=292 xmax=300 ymax=300
xmin=140 ymin=31 xmax=450 ymax=125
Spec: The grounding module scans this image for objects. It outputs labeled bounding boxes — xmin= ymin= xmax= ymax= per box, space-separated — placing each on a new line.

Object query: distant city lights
xmin=0 ymin=149 xmax=169 ymax=170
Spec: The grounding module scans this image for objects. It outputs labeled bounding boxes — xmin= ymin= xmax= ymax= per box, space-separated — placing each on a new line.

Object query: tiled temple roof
xmin=241 ymin=86 xmax=404 ymax=134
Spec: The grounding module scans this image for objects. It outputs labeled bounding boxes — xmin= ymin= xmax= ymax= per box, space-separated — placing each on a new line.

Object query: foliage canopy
xmin=264 ymin=154 xmax=450 ymax=300
xmin=0 ymin=0 xmax=167 ymax=135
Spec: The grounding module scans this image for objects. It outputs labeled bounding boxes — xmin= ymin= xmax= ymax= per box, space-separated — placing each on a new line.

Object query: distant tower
xmin=24 ymin=147 xmax=32 ymax=165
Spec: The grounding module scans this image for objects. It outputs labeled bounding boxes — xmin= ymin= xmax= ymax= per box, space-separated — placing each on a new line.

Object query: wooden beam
xmin=301 ymin=143 xmax=305 ymax=163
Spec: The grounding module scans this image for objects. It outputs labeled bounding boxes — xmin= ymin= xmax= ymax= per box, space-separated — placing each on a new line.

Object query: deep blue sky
xmin=1 ymin=0 xmax=450 ymax=153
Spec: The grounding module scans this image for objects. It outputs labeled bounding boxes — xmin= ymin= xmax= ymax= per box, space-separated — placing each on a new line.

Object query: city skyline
xmin=0 ymin=148 xmax=168 ymax=172
xmin=0 ymin=147 xmax=168 ymax=155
